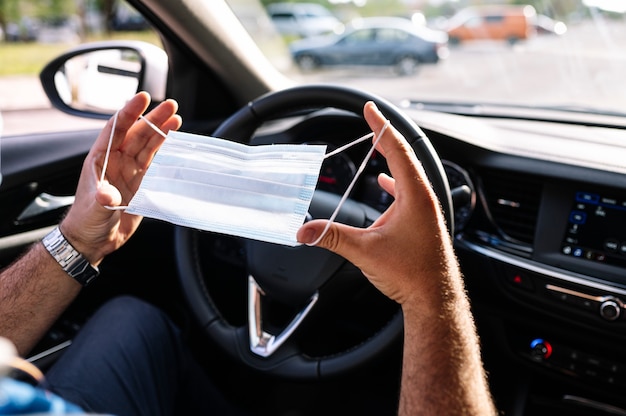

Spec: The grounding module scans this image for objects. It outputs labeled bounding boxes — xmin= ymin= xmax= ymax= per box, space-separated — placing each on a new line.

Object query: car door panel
xmin=0 ymin=129 xmax=97 ymax=263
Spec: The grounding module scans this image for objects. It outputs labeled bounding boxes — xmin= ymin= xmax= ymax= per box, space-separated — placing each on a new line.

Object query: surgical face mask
xmin=103 ymin=113 xmax=389 ymax=246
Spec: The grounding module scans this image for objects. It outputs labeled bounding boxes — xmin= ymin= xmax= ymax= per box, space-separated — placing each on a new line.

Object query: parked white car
xmin=267 ymin=2 xmax=343 ymax=37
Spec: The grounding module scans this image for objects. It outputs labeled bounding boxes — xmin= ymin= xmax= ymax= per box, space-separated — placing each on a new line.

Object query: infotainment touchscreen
xmin=561 ymin=191 xmax=626 ymax=268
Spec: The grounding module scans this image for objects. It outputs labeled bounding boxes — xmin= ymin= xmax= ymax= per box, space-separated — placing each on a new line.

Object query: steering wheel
xmin=175 ymin=84 xmax=453 ymax=380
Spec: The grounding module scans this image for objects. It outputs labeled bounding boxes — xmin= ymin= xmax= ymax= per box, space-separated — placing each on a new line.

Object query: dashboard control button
xmin=600 ymin=299 xmax=621 ymax=321
xmin=530 ymin=338 xmax=552 ymax=360
xmin=503 ymin=268 xmax=534 ymax=291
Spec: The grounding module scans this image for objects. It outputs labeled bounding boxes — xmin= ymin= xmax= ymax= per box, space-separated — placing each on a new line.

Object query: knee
xmin=86 ymin=296 xmax=179 ymax=343
xmin=96 ymin=295 xmax=161 ymax=323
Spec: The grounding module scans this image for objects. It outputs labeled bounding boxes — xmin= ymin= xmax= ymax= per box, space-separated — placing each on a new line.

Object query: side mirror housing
xmin=40 ymin=41 xmax=168 ymax=119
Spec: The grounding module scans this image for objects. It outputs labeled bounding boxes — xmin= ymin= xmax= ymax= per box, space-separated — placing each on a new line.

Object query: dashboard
xmin=407 ymin=108 xmax=626 ymax=415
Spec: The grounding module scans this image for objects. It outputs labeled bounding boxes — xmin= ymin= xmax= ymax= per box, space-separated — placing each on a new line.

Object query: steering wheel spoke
xmin=248 ymin=275 xmax=319 ymax=357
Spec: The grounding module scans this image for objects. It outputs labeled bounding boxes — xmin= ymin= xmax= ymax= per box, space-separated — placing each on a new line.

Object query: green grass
xmin=0 ymin=31 xmax=161 ymax=76
xmin=0 ymin=42 xmax=69 ymax=75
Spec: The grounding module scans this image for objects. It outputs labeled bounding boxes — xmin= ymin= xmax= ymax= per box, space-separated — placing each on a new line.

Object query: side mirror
xmin=40 ymin=41 xmax=168 ymax=119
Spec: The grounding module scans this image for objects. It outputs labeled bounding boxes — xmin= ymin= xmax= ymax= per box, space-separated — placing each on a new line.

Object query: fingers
xmin=297 ymin=102 xmax=427 ymax=263
xmin=363 ymin=101 xmax=388 ymax=143
xmin=296 ymin=103 xmax=406 ymax=259
xmin=377 ymin=173 xmax=396 ymax=197
xmin=94 ymin=94 xmax=180 ymax=190
xmin=363 ymin=102 xmax=423 ymax=195
xmin=94 ymin=93 xmax=180 ymax=166
xmin=122 ymin=98 xmax=181 ymax=164
xmin=95 ymin=92 xmax=151 ymax=153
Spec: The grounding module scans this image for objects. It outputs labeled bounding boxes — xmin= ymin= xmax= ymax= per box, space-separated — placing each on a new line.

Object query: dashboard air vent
xmin=478 ymin=168 xmax=543 ymax=245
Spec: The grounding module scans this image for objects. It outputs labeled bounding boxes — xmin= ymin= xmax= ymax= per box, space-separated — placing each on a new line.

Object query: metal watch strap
xmin=42 ymin=226 xmax=99 ymax=286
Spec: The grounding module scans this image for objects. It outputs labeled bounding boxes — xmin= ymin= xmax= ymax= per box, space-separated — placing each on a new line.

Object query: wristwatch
xmin=42 ymin=226 xmax=99 ymax=286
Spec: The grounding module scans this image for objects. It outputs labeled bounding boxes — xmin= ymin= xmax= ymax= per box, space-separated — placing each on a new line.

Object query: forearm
xmin=398 ymin=262 xmax=496 ymax=415
xmin=0 ymin=241 xmax=81 ymax=356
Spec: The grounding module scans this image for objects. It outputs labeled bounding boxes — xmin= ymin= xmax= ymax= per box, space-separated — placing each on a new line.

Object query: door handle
xmin=17 ymin=193 xmax=75 ymax=222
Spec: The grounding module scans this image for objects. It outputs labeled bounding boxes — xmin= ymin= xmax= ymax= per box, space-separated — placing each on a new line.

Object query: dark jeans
xmin=43 ymin=296 xmax=242 ymax=416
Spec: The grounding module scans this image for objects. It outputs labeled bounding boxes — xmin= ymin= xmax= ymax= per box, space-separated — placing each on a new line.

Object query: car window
xmin=484 ymin=15 xmax=505 ymax=23
xmin=342 ymin=29 xmax=374 ymax=45
xmin=376 ymin=28 xmax=408 ymax=42
xmin=271 ymin=13 xmax=296 ymax=20
xmin=464 ymin=16 xmax=484 ymax=28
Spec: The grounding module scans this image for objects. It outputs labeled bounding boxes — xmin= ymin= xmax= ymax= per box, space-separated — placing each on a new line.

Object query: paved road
xmin=2 ymin=107 xmax=106 ymax=136
xmin=0 ymin=75 xmax=105 ymax=136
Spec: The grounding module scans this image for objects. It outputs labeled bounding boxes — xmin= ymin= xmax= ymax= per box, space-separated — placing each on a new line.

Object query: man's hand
xmin=61 ymin=92 xmax=181 ymax=266
xmin=297 ymin=101 xmax=454 ymax=310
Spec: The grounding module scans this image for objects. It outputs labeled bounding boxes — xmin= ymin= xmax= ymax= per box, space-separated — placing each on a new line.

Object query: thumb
xmin=297 ymin=219 xmax=363 ymax=260
xmin=95 ymin=181 xmax=123 ymax=208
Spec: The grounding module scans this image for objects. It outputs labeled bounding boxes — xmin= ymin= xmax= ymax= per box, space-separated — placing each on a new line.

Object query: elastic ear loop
xmin=99 ymin=110 xmax=118 ymax=185
xmin=101 ymin=114 xmax=167 ymax=211
xmin=307 ymin=120 xmax=390 ymax=247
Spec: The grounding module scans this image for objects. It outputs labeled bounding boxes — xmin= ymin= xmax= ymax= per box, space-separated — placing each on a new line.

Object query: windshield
xmin=227 ymin=0 xmax=626 ymax=116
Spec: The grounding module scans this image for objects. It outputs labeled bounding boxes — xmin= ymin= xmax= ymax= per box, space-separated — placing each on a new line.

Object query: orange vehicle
xmin=446 ymin=5 xmax=537 ymax=45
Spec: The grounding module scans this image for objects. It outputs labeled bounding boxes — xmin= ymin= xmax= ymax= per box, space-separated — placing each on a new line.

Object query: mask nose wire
xmin=102 ymin=114 xmax=166 ymax=211
xmin=306 ymin=119 xmax=390 ymax=247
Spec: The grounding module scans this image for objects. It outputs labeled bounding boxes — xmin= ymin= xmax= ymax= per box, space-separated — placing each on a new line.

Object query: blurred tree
xmin=45 ymin=0 xmax=74 ymax=19
xmin=259 ymin=0 xmax=410 ymax=17
xmin=511 ymin=0 xmax=581 ymax=17
xmin=0 ymin=0 xmax=122 ymax=41
xmin=99 ymin=0 xmax=116 ymax=34
xmin=0 ymin=0 xmax=21 ymax=40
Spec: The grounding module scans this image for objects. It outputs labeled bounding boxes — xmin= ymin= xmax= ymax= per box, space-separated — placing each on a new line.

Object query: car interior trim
xmin=411 ymin=110 xmax=626 ymax=176
xmin=458 ymin=237 xmax=626 ymax=298
xmin=561 ymin=395 xmax=626 ymax=416
xmin=0 ymin=226 xmax=54 ymax=253
xmin=17 ymin=193 xmax=75 ymax=223
xmin=26 ymin=340 xmax=72 ymax=365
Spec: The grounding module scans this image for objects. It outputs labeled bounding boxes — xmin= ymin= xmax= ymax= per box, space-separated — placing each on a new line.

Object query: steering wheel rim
xmin=175 ymin=84 xmax=453 ymax=379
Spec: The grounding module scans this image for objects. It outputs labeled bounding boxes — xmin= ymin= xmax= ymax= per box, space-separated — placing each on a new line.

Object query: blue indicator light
xmin=576 ymin=192 xmax=599 ymax=204
xmin=569 ymin=211 xmax=587 ymax=224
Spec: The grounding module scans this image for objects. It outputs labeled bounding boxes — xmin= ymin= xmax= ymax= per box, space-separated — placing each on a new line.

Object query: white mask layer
xmin=124 ymin=130 xmax=326 ymax=246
